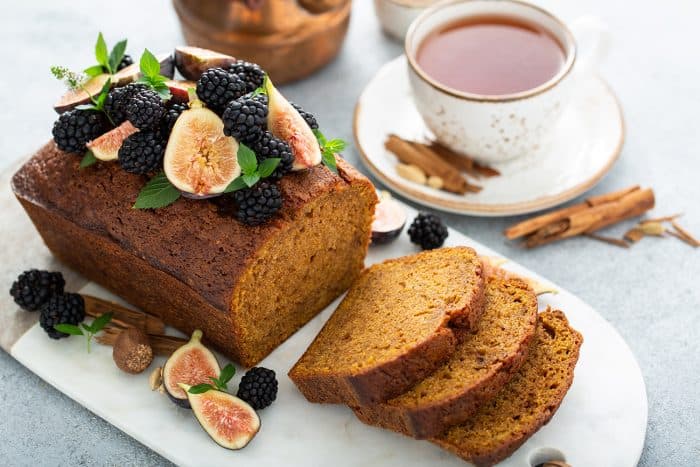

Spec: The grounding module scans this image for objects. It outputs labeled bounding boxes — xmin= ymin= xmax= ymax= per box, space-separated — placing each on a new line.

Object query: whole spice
xmin=427 ymin=175 xmax=444 ymax=189
xmin=149 ymin=367 xmax=163 ymax=391
xmin=83 ymin=294 xmax=165 ymax=334
xmin=396 ymin=163 xmax=427 ymax=185
xmin=113 ymin=327 xmax=154 ymax=374
xmin=97 ymin=327 xmax=187 ymax=356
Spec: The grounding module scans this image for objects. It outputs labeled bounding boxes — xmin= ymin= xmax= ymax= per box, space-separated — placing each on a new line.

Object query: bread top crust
xmin=290 ymin=247 xmax=484 ymax=379
xmin=12 ymin=142 xmax=375 ymax=312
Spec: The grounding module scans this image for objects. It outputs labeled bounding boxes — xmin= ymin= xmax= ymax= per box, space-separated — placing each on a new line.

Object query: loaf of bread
xmin=431 ymin=309 xmax=583 ymax=466
xmin=352 ymin=276 xmax=538 ymax=438
xmin=288 ymin=247 xmax=485 ymax=405
xmin=12 ymin=142 xmax=377 ymax=367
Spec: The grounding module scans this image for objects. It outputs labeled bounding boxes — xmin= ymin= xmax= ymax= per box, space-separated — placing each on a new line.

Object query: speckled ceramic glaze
xmin=373 ymin=0 xmax=437 ymax=40
xmin=406 ymin=0 xmax=599 ymax=164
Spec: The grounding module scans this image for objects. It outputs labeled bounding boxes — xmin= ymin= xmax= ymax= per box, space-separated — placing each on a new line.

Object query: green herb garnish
xmin=80 ymin=150 xmax=98 ymax=169
xmin=84 ymin=32 xmax=128 ymax=77
xmin=54 ymin=312 xmax=113 ymax=353
xmin=188 ymin=364 xmax=236 ymax=394
xmin=313 ymin=129 xmax=346 ymax=174
xmin=50 ymin=66 xmax=88 ymax=91
xmin=133 ymin=172 xmax=181 ymax=209
xmin=136 ymin=49 xmax=171 ymax=100
xmin=224 ymin=144 xmax=280 ymax=192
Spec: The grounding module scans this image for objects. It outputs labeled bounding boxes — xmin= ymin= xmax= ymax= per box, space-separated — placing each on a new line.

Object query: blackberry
xmin=233 ymin=180 xmax=283 ymax=226
xmin=161 ymin=102 xmax=188 ymax=133
xmin=9 ymin=269 xmax=65 ymax=312
xmin=236 ymin=367 xmax=278 ymax=410
xmin=252 ymin=131 xmax=293 ymax=180
xmin=52 ymin=109 xmax=110 ymax=153
xmin=117 ymin=54 xmax=133 ymax=71
xmin=227 ymin=60 xmax=265 ymax=93
xmin=126 ymin=88 xmax=166 ymax=129
xmin=222 ymin=96 xmax=267 ymax=144
xmin=118 ymin=130 xmax=166 ymax=175
xmin=104 ymin=83 xmax=148 ymax=125
xmin=196 ymin=67 xmax=246 ymax=112
xmin=39 ymin=293 xmax=85 ymax=339
xmin=407 ymin=213 xmax=448 ymax=250
xmin=291 ymin=102 xmax=319 ymax=130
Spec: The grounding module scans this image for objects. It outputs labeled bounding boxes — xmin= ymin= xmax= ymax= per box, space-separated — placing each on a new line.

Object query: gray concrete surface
xmin=0 ymin=0 xmax=698 ymax=465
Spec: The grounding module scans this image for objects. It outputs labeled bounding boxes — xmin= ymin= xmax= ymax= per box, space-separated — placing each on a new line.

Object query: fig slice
xmin=179 ymin=384 xmax=261 ymax=450
xmin=164 ymin=99 xmax=241 ymax=197
xmin=162 ymin=330 xmax=221 ymax=408
xmin=166 ymin=79 xmax=197 ymax=103
xmin=264 ymin=77 xmax=322 ymax=171
xmin=112 ymin=53 xmax=175 ymax=86
xmin=371 ymin=191 xmax=407 ymax=244
xmin=86 ymin=121 xmax=138 ymax=161
xmin=174 ymin=46 xmax=238 ymax=81
xmin=53 ymin=73 xmax=112 ymax=114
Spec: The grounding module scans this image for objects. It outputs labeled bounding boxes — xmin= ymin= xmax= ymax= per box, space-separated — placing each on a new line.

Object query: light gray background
xmin=0 ymin=1 xmax=698 ymax=465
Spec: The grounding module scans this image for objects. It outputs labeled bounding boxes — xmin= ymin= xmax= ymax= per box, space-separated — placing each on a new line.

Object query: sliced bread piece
xmin=431 ymin=309 xmax=583 ymax=467
xmin=352 ymin=276 xmax=538 ymax=438
xmin=288 ymin=247 xmax=485 ymax=405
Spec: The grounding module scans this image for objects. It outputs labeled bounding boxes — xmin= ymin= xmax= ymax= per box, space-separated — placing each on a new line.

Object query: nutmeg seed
xmin=113 ymin=327 xmax=153 ymax=374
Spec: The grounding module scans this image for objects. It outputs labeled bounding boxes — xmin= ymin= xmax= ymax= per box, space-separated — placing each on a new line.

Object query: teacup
xmin=405 ymin=0 xmax=607 ymax=164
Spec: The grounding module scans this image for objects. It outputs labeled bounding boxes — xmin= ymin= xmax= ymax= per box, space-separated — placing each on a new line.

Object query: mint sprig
xmin=314 ymin=129 xmax=346 ymax=174
xmin=136 ymin=49 xmax=171 ymax=100
xmin=224 ymin=144 xmax=280 ymax=192
xmin=54 ymin=312 xmax=113 ymax=353
xmin=80 ymin=150 xmax=98 ymax=169
xmin=74 ymin=78 xmax=115 ymax=125
xmin=133 ymin=172 xmax=181 ymax=209
xmin=84 ymin=32 xmax=127 ymax=77
xmin=188 ymin=364 xmax=236 ymax=394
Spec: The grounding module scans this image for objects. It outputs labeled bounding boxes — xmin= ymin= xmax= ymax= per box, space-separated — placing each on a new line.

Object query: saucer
xmin=353 ymin=55 xmax=625 ymax=216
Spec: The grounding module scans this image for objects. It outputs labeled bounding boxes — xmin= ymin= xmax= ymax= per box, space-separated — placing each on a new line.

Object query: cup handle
xmin=570 ymin=15 xmax=611 ymax=75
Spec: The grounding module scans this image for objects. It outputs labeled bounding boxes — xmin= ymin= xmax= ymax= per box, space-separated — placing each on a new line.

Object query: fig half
xmin=162 ymin=330 xmax=221 ymax=408
xmin=164 ymin=99 xmax=241 ymax=197
xmin=179 ymin=384 xmax=261 ymax=450
xmin=86 ymin=121 xmax=138 ymax=161
xmin=166 ymin=79 xmax=197 ymax=103
xmin=371 ymin=191 xmax=407 ymax=244
xmin=264 ymin=77 xmax=322 ymax=171
xmin=174 ymin=46 xmax=237 ymax=81
xmin=54 ymin=73 xmax=112 ymax=114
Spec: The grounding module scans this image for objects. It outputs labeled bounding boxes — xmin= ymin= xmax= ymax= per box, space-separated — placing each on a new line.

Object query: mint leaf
xmin=80 ymin=151 xmax=98 ymax=169
xmin=242 ymin=173 xmax=260 ymax=188
xmin=133 ymin=172 xmax=181 ymax=209
xmin=313 ymin=129 xmax=327 ymax=147
xmin=108 ymin=39 xmax=128 ymax=74
xmin=324 ymin=138 xmax=346 ymax=154
xmin=140 ymin=49 xmax=161 ymax=78
xmin=238 ymin=144 xmax=258 ymax=174
xmin=251 ymin=85 xmax=266 ymax=97
xmin=258 ymin=158 xmax=280 ymax=178
xmin=219 ymin=363 xmax=236 ymax=385
xmin=84 ymin=65 xmax=104 ymax=78
xmin=90 ymin=312 xmax=113 ymax=333
xmin=224 ymin=177 xmax=247 ymax=193
xmin=95 ymin=33 xmax=109 ymax=70
xmin=315 ymin=130 xmax=344 ymax=174
xmin=54 ymin=324 xmax=84 ymax=336
xmin=322 ymin=151 xmax=338 ymax=174
xmin=189 ymin=384 xmax=214 ymax=394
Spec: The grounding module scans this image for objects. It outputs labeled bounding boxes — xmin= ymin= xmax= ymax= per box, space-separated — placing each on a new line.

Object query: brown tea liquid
xmin=416 ymin=15 xmax=565 ymax=96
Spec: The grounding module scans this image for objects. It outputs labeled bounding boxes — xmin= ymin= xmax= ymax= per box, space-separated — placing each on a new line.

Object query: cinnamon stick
xmin=584 ymin=232 xmax=630 ymax=248
xmin=83 ymin=294 xmax=165 ymax=335
xmin=428 ymin=141 xmax=500 ymax=178
xmin=96 ymin=327 xmax=186 ymax=356
xmin=671 ymin=221 xmax=700 ymax=246
xmin=385 ymin=135 xmax=470 ymax=194
xmin=410 ymin=142 xmax=482 ymax=193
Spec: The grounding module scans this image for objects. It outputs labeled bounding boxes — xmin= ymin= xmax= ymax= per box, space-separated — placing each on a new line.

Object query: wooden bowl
xmin=173 ymin=0 xmax=352 ymax=84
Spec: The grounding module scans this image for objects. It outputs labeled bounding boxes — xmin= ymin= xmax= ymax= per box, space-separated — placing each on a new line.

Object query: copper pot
xmin=173 ymin=0 xmax=352 ymax=84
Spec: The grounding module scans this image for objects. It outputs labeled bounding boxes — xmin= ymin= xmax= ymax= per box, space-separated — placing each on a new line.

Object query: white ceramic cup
xmin=405 ymin=0 xmax=607 ymax=164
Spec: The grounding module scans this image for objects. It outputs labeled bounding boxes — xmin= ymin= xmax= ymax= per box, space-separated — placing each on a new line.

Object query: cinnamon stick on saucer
xmin=505 ymin=186 xmax=655 ymax=248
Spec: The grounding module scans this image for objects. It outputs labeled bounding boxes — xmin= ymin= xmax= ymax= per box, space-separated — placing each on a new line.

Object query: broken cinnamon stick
xmin=427 ymin=141 xmax=500 ymax=178
xmin=671 ymin=221 xmax=700 ymax=246
xmin=385 ymin=135 xmax=471 ymax=194
xmin=96 ymin=327 xmax=186 ymax=356
xmin=584 ymin=232 xmax=630 ymax=248
xmin=83 ymin=294 xmax=165 ymax=335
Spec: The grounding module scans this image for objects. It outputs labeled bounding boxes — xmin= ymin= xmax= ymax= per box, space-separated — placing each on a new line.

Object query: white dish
xmin=7 ymin=201 xmax=646 ymax=467
xmin=354 ymin=55 xmax=625 ymax=216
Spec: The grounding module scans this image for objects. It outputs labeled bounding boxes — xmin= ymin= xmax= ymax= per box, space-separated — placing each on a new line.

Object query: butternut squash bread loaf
xmin=12 ymin=142 xmax=377 ymax=367
xmin=431 ymin=309 xmax=583 ymax=467
xmin=288 ymin=247 xmax=486 ymax=405
xmin=352 ymin=276 xmax=538 ymax=438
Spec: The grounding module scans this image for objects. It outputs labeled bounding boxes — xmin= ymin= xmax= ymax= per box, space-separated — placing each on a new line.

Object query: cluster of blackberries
xmin=9 ymin=270 xmax=85 ymax=339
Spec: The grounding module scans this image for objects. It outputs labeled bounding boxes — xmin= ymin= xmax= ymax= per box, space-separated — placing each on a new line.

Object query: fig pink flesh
xmin=198 ymin=394 xmax=258 ymax=440
xmin=165 ymin=348 xmax=219 ymax=399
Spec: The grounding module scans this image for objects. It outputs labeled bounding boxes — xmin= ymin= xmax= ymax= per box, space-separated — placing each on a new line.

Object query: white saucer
xmin=354 ymin=56 xmax=625 ymax=216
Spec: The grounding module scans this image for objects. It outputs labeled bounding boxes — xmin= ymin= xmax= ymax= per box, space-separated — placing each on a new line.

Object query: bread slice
xmin=431 ymin=309 xmax=583 ymax=466
xmin=288 ymin=247 xmax=485 ymax=405
xmin=353 ymin=276 xmax=538 ymax=438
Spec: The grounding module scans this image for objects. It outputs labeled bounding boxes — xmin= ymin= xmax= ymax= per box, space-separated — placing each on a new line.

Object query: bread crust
xmin=288 ymin=247 xmax=486 ymax=405
xmin=12 ymin=142 xmax=377 ymax=366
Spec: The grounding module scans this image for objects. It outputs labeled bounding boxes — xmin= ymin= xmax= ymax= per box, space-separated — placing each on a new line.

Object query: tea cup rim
xmin=404 ymin=0 xmax=577 ymax=103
